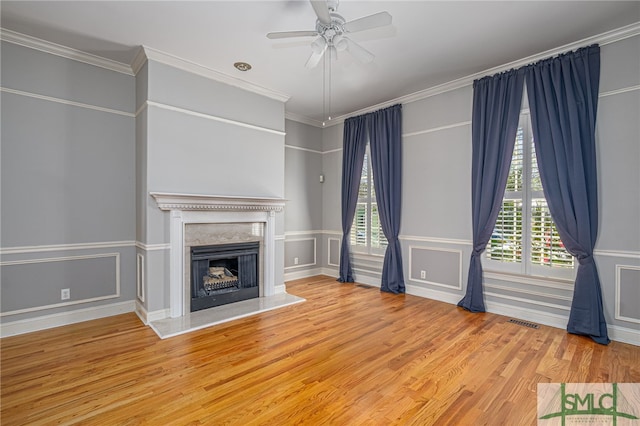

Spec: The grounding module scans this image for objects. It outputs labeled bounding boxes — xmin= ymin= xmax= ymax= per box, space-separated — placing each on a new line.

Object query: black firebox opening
xmin=190 ymin=241 xmax=259 ymax=312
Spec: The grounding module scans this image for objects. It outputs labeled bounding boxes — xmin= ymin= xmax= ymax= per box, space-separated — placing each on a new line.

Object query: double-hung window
xmin=351 ymin=144 xmax=387 ymax=255
xmin=485 ymin=113 xmax=575 ymax=280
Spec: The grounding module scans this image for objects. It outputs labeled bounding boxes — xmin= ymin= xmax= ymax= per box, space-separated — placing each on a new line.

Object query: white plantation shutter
xmin=489 ymin=128 xmax=524 ymax=263
xmin=371 ymin=203 xmax=387 ymax=249
xmin=351 ymin=147 xmax=387 ymax=254
xmin=487 ymin=114 xmax=574 ymax=275
xmin=351 ymin=203 xmax=367 ymax=246
xmin=529 ymin=142 xmax=573 ymax=268
xmin=507 ymin=127 xmax=525 ymax=193
xmin=490 ymin=200 xmax=523 ymax=263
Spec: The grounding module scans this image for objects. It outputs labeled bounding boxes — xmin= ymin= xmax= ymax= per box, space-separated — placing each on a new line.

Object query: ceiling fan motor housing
xmin=316 ymin=13 xmax=346 ymax=48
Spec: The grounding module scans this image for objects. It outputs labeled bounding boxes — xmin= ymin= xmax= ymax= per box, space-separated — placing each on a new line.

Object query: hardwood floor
xmin=2 ymin=275 xmax=639 ymax=425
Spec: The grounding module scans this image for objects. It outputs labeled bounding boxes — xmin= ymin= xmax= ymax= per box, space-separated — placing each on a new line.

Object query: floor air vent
xmin=507 ymin=319 xmax=540 ymax=329
xmin=356 ymin=284 xmax=373 ymax=289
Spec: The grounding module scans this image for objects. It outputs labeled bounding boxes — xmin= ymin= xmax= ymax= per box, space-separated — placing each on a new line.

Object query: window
xmin=486 ymin=114 xmax=575 ymax=279
xmin=351 ymin=145 xmax=387 ymax=255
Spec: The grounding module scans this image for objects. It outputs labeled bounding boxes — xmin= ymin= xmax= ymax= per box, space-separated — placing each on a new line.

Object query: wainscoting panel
xmin=328 ymin=237 xmax=340 ymax=267
xmin=409 ymin=246 xmax=462 ymax=290
xmin=284 ymin=238 xmax=316 ymax=269
xmin=1 ymin=253 xmax=120 ymax=315
xmin=616 ymin=265 xmax=640 ymax=324
xmin=136 ymin=253 xmax=145 ymax=303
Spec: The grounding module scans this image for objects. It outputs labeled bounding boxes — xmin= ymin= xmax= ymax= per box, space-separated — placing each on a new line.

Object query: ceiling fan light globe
xmin=311 ymin=36 xmax=327 ymax=54
xmin=332 ymin=34 xmax=348 ymax=51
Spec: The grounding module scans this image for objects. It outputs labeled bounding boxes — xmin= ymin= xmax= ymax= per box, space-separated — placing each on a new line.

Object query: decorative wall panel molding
xmin=615 ymin=264 xmax=640 ymax=324
xmin=284 ymin=238 xmax=317 ymax=270
xmin=1 ymin=253 xmax=121 ymax=316
xmin=408 ymin=246 xmax=463 ymax=290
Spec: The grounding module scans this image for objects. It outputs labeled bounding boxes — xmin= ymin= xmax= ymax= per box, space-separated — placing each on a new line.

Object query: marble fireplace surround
xmin=150 ymin=192 xmax=286 ymax=319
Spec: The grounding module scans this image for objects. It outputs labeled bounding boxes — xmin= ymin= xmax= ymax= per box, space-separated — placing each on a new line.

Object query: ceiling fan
xmin=267 ymin=0 xmax=392 ymax=68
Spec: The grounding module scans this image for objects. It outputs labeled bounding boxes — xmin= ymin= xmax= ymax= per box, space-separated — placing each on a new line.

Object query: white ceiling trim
xmin=284 ymin=111 xmax=323 ymax=128
xmin=317 ymin=21 xmax=640 ymax=128
xmin=0 ymin=28 xmax=134 ymax=75
xmin=138 ymin=46 xmax=291 ymax=104
xmin=0 ymin=28 xmax=290 ymax=104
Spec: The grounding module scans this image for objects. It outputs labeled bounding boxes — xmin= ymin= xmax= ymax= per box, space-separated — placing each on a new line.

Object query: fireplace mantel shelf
xmin=150 ymin=192 xmax=286 ymax=212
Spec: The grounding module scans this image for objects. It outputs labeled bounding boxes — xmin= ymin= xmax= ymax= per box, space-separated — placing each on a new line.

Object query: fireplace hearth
xmin=191 ymin=241 xmax=259 ymax=312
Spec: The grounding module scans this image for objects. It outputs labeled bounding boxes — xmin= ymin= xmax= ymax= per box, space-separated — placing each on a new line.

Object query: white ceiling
xmin=2 ymin=1 xmax=639 ymax=124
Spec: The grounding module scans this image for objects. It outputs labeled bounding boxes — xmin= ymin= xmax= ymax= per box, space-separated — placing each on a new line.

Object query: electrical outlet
xmin=61 ymin=288 xmax=70 ymax=300
xmin=420 ymin=270 xmax=426 ymax=279
xmin=294 ymin=257 xmax=299 ymax=265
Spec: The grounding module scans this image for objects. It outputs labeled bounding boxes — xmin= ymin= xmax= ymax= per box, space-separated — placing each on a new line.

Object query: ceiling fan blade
xmin=267 ymin=30 xmax=318 ymax=39
xmin=305 ymin=46 xmax=326 ymax=69
xmin=344 ymin=11 xmax=392 ymax=33
xmin=310 ymin=0 xmax=332 ymax=25
xmin=344 ymin=38 xmax=374 ymax=64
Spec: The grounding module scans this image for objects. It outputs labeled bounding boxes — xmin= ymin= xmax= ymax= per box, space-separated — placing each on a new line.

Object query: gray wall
xmin=1 ymin=41 xmax=136 ymax=322
xmin=310 ymin=34 xmax=640 ymax=339
xmin=588 ymin=35 xmax=640 ymax=334
xmin=283 ymin=119 xmax=324 ymax=278
xmin=137 ymin=59 xmax=286 ymax=313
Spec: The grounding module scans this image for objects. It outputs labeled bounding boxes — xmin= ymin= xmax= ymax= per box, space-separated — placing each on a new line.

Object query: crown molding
xmin=130 ymin=45 xmax=148 ymax=75
xmin=0 ymin=29 xmax=289 ymax=104
xmin=0 ymin=28 xmax=134 ymax=75
xmin=285 ymin=111 xmax=324 ymax=128
xmin=139 ymin=46 xmax=290 ymax=103
xmin=317 ymin=21 xmax=640 ymax=128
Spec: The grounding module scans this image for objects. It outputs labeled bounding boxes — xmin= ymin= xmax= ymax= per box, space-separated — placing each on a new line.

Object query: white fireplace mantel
xmin=150 ymin=192 xmax=286 ymax=212
xmin=150 ymin=192 xmax=286 ymax=318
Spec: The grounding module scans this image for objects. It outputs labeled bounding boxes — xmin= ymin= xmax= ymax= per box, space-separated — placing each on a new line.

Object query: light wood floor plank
xmin=2 ymin=275 xmax=638 ymax=425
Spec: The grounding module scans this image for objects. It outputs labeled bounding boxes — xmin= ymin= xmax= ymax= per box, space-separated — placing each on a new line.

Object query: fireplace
xmin=190 ymin=241 xmax=259 ymax=312
xmin=150 ymin=192 xmax=286 ymax=318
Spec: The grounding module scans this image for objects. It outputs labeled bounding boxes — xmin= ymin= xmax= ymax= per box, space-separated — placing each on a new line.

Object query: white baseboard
xmin=283 ymin=268 xmax=341 ymax=284
xmin=606 ymin=325 xmax=640 ymax=346
xmin=135 ymin=302 xmax=171 ymax=324
xmin=406 ymin=283 xmax=462 ymax=305
xmin=485 ymin=299 xmax=569 ymax=329
xmin=486 ymin=300 xmax=639 ymax=346
xmin=284 ymin=267 xmax=324 ymax=282
xmin=274 ymin=283 xmax=287 ymax=294
xmin=134 ymin=301 xmax=149 ymax=324
xmin=320 ymin=267 xmax=339 ymax=277
xmin=5 ymin=277 xmax=633 ymax=346
xmin=0 ymin=300 xmax=136 ymax=338
xmin=350 ymin=273 xmax=382 ymax=288
xmin=147 ymin=308 xmax=170 ymax=322
xmin=380 ymin=280 xmax=640 ymax=347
